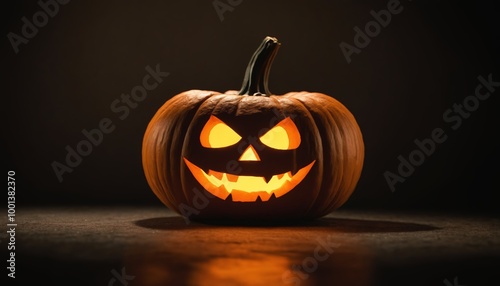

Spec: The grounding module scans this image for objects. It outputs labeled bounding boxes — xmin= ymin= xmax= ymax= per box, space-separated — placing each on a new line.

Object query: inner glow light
xmin=238 ymin=146 xmax=261 ymax=161
xmin=184 ymin=158 xmax=315 ymax=202
xmin=200 ymin=115 xmax=241 ymax=148
xmin=259 ymin=126 xmax=289 ymax=150
xmin=259 ymin=117 xmax=301 ymax=150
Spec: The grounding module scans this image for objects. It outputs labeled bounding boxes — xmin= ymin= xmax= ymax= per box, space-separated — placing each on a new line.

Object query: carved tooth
xmin=260 ymin=193 xmax=272 ymax=201
xmin=225 ymin=193 xmax=233 ymax=201
xmin=255 ymin=195 xmax=263 ymax=202
xmin=226 ymin=173 xmax=239 ymax=182
xmin=208 ymin=170 xmax=223 ymax=180
xmin=263 ymin=175 xmax=273 ymax=183
xmin=270 ymin=193 xmax=277 ymax=200
xmin=276 ymin=173 xmax=285 ymax=180
xmin=220 ymin=183 xmax=232 ymax=194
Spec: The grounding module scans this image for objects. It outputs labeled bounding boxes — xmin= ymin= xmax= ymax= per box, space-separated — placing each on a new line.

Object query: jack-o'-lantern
xmin=142 ymin=37 xmax=364 ymax=221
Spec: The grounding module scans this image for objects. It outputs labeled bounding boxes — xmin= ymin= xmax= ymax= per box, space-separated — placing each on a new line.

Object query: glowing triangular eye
xmin=200 ymin=115 xmax=242 ymax=148
xmin=259 ymin=117 xmax=301 ymax=150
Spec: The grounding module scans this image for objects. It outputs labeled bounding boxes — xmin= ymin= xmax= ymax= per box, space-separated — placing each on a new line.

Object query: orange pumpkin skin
xmin=141 ymin=37 xmax=364 ymax=221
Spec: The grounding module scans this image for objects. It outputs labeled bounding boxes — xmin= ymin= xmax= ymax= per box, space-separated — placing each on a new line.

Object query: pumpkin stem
xmin=238 ymin=36 xmax=280 ymax=96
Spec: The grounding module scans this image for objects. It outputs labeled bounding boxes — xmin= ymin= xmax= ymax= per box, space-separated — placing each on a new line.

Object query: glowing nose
xmin=238 ymin=145 xmax=261 ymax=161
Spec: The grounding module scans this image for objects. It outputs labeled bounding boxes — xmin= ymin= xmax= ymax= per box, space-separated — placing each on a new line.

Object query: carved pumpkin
xmin=142 ymin=37 xmax=364 ymax=221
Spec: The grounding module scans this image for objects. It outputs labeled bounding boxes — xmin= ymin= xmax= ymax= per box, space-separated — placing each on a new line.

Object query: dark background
xmin=3 ymin=0 xmax=499 ymax=211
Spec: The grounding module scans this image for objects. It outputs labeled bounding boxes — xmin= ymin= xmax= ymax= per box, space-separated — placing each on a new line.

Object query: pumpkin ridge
xmin=281 ymin=94 xmax=325 ymax=216
xmin=299 ymin=93 xmax=364 ymax=215
xmin=234 ymin=93 xmax=249 ymax=117
xmin=323 ymin=97 xmax=364 ymax=210
xmin=286 ymin=93 xmax=348 ymax=216
xmin=314 ymin=97 xmax=347 ymax=213
xmin=171 ymin=92 xmax=221 ymax=208
xmin=179 ymin=93 xmax=226 ymax=204
xmin=144 ymin=93 xmax=197 ymax=209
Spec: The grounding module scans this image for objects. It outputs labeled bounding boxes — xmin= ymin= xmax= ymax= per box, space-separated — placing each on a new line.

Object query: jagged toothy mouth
xmin=183 ymin=158 xmax=315 ymax=202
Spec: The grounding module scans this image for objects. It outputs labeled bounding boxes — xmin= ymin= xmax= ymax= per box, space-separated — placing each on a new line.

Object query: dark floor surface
xmin=2 ymin=206 xmax=499 ymax=286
